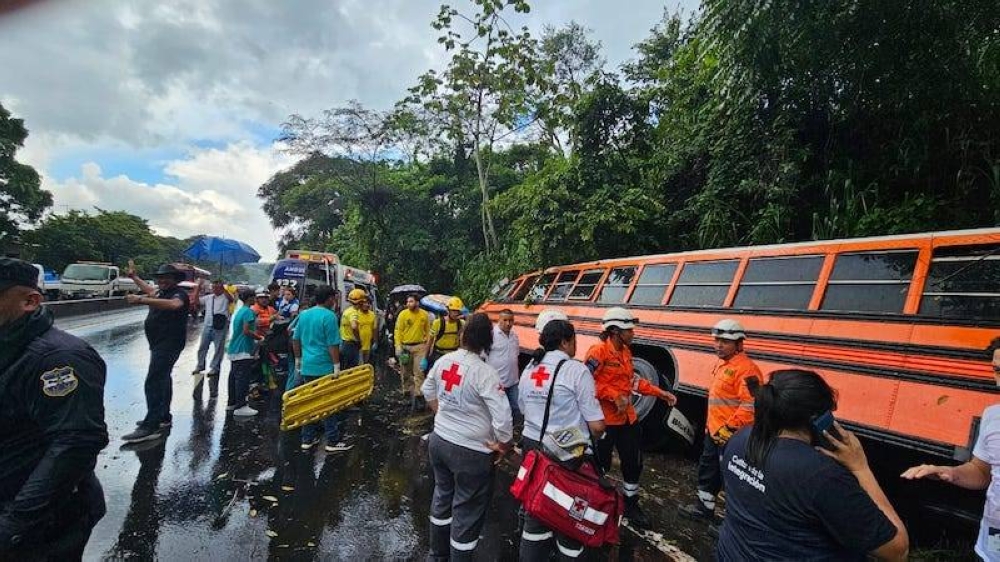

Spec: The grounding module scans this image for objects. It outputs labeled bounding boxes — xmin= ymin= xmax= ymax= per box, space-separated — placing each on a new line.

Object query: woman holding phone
xmin=717 ymin=369 xmax=909 ymax=561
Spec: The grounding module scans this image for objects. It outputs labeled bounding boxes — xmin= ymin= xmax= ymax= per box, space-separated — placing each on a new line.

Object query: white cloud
xmin=43 ymin=142 xmax=295 ymax=260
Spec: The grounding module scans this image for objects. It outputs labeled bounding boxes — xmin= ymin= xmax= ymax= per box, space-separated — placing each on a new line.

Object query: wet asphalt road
xmin=64 ymin=310 xmax=718 ymax=561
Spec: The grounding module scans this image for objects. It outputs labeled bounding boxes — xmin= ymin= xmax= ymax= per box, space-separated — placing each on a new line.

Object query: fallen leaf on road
xmin=265 ymin=529 xmax=278 ymax=537
xmin=216 ymin=473 xmax=229 ymax=480
xmin=281 ymin=486 xmax=295 ymax=491
xmin=262 ymin=495 xmax=278 ymax=502
xmin=249 ymin=509 xmax=257 ymax=517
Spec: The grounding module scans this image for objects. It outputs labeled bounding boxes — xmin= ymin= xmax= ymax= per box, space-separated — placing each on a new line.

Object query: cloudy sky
xmin=1 ymin=0 xmax=697 ymax=261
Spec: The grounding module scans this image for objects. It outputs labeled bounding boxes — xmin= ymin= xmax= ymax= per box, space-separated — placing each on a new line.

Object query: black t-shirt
xmin=144 ymin=286 xmax=190 ymax=347
xmin=716 ymin=428 xmax=896 ymax=561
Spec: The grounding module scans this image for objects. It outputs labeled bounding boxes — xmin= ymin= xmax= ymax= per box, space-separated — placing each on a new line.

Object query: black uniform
xmin=0 ymin=317 xmax=109 ymax=559
xmin=139 ymin=285 xmax=189 ymax=429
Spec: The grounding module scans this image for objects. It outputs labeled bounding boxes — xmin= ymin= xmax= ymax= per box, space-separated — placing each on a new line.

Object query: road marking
xmin=623 ymin=522 xmax=698 ymax=562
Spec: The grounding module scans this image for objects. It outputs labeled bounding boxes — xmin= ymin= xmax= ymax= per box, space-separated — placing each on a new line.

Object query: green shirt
xmin=227 ymin=306 xmax=257 ymax=358
xmin=293 ymin=306 xmax=342 ymax=377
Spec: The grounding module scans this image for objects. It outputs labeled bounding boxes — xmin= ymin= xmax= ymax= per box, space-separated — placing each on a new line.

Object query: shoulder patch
xmin=585 ymin=358 xmax=600 ymax=374
xmin=40 ymin=366 xmax=79 ymax=397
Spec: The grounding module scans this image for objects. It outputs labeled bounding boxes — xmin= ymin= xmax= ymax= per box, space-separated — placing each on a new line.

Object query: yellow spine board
xmin=280 ymin=364 xmax=375 ymax=431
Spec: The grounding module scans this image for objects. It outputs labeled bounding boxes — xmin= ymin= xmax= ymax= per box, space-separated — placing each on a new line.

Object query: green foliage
xmin=0 ymin=103 xmax=51 ymax=245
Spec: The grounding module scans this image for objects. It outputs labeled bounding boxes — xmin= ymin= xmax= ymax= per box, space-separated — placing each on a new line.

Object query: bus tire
xmin=631 ymin=353 xmax=694 ymax=452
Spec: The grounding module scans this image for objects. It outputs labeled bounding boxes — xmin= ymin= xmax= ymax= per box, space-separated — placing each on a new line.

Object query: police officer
xmin=680 ymin=319 xmax=762 ymax=522
xmin=0 ymin=258 xmax=109 ymax=560
xmin=585 ymin=307 xmax=677 ymax=528
xmin=122 ymin=262 xmax=190 ymax=443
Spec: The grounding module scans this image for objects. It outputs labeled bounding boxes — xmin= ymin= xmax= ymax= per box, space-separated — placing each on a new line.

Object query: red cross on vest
xmin=530 ymin=365 xmax=550 ymax=388
xmin=441 ymin=363 xmax=463 ymax=392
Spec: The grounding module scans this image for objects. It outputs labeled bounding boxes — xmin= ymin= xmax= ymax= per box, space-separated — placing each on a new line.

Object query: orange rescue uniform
xmin=585 ymin=339 xmax=660 ymax=426
xmin=706 ymin=351 xmax=762 ymax=437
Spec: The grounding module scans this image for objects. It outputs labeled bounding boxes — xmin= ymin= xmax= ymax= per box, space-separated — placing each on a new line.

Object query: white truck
xmin=59 ymin=261 xmax=138 ymax=299
xmin=31 ymin=264 xmax=62 ymax=301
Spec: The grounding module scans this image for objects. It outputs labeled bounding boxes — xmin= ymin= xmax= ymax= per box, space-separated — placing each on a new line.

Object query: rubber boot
xmin=427 ymin=520 xmax=450 ymax=562
xmin=624 ymin=495 xmax=650 ymax=528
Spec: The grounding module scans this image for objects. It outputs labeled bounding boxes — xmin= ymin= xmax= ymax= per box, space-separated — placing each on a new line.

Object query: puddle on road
xmin=68 ymin=312 xmax=715 ymax=560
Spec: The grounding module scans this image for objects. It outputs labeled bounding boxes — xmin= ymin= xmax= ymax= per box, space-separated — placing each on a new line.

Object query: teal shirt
xmin=227 ymin=306 xmax=257 ymax=357
xmin=292 ymin=306 xmax=342 ymax=377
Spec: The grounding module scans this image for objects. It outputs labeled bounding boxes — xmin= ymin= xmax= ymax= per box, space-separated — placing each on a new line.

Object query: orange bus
xmin=479 ymin=227 xmax=1000 ymax=466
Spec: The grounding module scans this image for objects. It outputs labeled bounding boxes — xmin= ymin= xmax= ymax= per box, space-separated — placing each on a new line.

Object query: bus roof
xmin=528 ymin=227 xmax=1000 ymax=275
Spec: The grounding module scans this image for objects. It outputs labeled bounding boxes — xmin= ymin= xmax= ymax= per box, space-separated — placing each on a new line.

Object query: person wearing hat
xmin=426 ymin=296 xmax=466 ymax=371
xmin=680 ymin=318 xmax=762 ymax=523
xmin=340 ymin=288 xmax=375 ymax=369
xmin=122 ymin=261 xmax=191 ymax=443
xmin=250 ymin=287 xmax=277 ymax=339
xmin=0 ymin=258 xmax=109 ymax=558
xmin=584 ymin=306 xmax=677 ymax=528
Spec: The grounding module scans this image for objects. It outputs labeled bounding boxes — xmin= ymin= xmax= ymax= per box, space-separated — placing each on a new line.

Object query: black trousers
xmin=427 ymin=433 xmax=495 ymax=562
xmin=595 ymin=423 xmax=643 ymax=486
xmin=141 ymin=343 xmax=183 ymax=428
xmin=696 ymin=435 xmax=723 ymax=498
xmin=518 ymin=438 xmax=586 ymax=561
xmin=1 ymin=474 xmax=105 ymax=561
xmin=227 ymin=359 xmax=255 ymax=409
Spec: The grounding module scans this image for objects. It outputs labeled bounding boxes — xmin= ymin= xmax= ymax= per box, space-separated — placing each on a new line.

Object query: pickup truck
xmin=32 ymin=264 xmax=62 ymax=301
xmin=59 ymin=262 xmax=138 ymax=299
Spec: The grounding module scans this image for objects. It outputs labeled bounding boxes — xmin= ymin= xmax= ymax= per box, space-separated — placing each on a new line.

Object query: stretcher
xmin=280 ymin=364 xmax=375 ymax=431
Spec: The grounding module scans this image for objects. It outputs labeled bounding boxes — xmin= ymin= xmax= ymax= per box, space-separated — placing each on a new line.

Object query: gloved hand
xmin=712 ymin=425 xmax=737 ymax=445
xmin=395 ymin=347 xmax=403 ymax=358
xmin=420 ymin=357 xmax=429 ymax=372
xmin=333 ymin=363 xmax=341 ymax=377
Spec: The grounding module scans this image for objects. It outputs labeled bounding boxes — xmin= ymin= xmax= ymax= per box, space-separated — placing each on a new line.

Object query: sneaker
xmin=226 ymin=404 xmax=240 ymax=412
xmin=122 ymin=426 xmax=164 ymax=444
xmin=679 ymin=502 xmax=716 ymax=521
xmin=300 ymin=438 xmax=320 ymax=451
xmin=233 ymin=405 xmax=258 ymax=417
xmin=135 ymin=419 xmax=172 ymax=429
xmin=192 ymin=368 xmax=204 ymax=375
xmin=206 ymin=371 xmax=219 ymax=378
xmin=324 ymin=442 xmax=354 ymax=453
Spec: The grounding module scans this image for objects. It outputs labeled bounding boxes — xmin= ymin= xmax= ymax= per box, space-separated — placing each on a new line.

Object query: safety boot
xmin=624 ymin=495 xmax=650 ymax=528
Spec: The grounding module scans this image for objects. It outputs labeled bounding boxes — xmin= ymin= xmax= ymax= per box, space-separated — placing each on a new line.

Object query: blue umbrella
xmin=183 ymin=236 xmax=261 ymax=267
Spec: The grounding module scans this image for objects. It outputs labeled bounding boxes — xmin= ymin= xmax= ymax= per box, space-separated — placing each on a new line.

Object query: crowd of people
xmin=3 ymin=255 xmax=1000 ymax=560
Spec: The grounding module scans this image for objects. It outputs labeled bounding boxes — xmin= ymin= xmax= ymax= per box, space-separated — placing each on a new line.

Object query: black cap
xmin=153 ymin=264 xmax=187 ymax=281
xmin=0 ymin=257 xmax=40 ymax=292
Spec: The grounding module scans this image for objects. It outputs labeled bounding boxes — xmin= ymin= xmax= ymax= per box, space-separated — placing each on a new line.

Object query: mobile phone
xmin=811 ymin=410 xmax=841 ymax=449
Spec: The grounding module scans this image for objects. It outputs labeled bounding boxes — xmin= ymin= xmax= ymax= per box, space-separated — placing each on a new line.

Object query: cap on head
xmin=535 ymin=308 xmax=568 ymax=334
xmin=447 ymin=296 xmax=464 ymax=312
xmin=712 ymin=318 xmax=746 ymax=341
xmin=0 ymin=257 xmax=40 ymax=292
xmin=153 ymin=263 xmax=186 ymax=281
xmin=602 ymin=307 xmax=637 ymax=331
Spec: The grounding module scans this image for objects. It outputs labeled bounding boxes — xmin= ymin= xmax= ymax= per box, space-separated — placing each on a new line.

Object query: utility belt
xmin=401 ymin=341 xmax=424 ymax=347
xmin=434 ymin=346 xmax=458 ymax=353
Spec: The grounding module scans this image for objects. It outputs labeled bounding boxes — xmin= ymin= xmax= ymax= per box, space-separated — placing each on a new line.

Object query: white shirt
xmin=200 ymin=292 xmax=230 ymax=317
xmin=422 ymin=349 xmax=513 ymax=453
xmin=487 ymin=324 xmax=520 ymax=388
xmin=973 ymin=404 xmax=1000 ymax=560
xmin=518 ymin=350 xmax=604 ymax=444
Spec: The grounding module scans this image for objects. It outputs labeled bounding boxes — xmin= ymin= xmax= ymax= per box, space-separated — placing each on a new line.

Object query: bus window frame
xmin=595 ymin=265 xmax=640 ymax=305
xmin=529 ymin=272 xmax=558 ymax=301
xmin=626 ymin=262 xmax=678 ymax=306
xmin=666 ymin=258 xmax=741 ymax=308
xmin=732 ymin=254 xmax=826 ymax=311
xmin=817 ymin=248 xmax=921 ymax=315
xmin=545 ymin=269 xmax=583 ymax=302
xmin=567 ymin=268 xmax=608 ymax=301
xmin=510 ymin=274 xmax=540 ymax=302
xmin=918 ymin=243 xmax=1000 ymax=321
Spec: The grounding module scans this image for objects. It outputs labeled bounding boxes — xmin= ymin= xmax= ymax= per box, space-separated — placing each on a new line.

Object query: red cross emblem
xmin=441 ymin=363 xmax=463 ymax=392
xmin=530 ymin=365 xmax=550 ymax=388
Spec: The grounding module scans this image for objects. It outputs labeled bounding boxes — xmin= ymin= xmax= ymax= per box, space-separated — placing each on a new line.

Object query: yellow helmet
xmin=447 ymin=296 xmax=464 ymax=311
xmin=348 ymin=288 xmax=367 ymax=303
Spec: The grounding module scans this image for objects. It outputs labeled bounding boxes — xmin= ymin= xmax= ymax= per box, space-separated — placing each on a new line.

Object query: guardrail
xmin=43 ymin=297 xmax=132 ymax=319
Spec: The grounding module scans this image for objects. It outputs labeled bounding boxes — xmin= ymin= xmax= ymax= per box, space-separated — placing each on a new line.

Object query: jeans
xmin=227 ymin=359 xmax=255 ymax=409
xmin=195 ymin=324 xmax=227 ymax=374
xmin=341 ymin=340 xmax=361 ymax=370
xmin=504 ymin=383 xmax=520 ymax=418
xmin=141 ymin=344 xmax=183 ymax=429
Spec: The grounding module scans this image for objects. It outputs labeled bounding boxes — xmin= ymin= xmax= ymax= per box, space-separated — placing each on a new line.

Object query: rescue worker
xmin=356 ymin=295 xmax=377 ymax=365
xmin=426 ymin=297 xmax=465 ymax=370
xmin=422 ymin=313 xmax=513 ymax=561
xmin=518 ymin=318 xmax=605 ymax=561
xmin=395 ymin=294 xmax=431 ymax=400
xmin=250 ymin=288 xmax=276 ymax=338
xmin=0 ymin=257 xmax=109 ymax=560
xmin=340 ymin=288 xmax=373 ymax=369
xmin=585 ymin=306 xmax=677 ymax=527
xmin=680 ymin=318 xmax=762 ymax=522
xmin=123 ymin=262 xmax=190 ymax=443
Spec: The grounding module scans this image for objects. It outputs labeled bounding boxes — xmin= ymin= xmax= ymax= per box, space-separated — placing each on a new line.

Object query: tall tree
xmin=0 ymin=103 xmax=51 ymax=247
xmin=404 ymin=0 xmax=538 ymax=253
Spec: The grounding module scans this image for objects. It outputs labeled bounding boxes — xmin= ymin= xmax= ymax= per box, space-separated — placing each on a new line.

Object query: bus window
xmin=546 ymin=270 xmax=581 ymax=302
xmin=568 ymin=269 xmax=606 ymax=300
xmin=529 ymin=273 xmax=557 ymax=301
xmin=668 ymin=260 xmax=739 ymax=307
xmin=510 ymin=275 xmax=539 ymax=302
xmin=820 ymin=250 xmax=917 ymax=313
xmin=733 ymin=255 xmax=824 ymax=310
xmin=920 ymin=244 xmax=1000 ymax=321
xmin=597 ymin=267 xmax=636 ymax=304
xmin=629 ymin=264 xmax=676 ymax=305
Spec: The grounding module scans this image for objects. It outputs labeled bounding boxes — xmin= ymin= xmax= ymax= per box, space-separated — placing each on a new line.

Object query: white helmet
xmin=602 ymin=307 xmax=638 ymax=331
xmin=535 ymin=308 xmax=568 ymax=333
xmin=712 ymin=319 xmax=746 ymax=341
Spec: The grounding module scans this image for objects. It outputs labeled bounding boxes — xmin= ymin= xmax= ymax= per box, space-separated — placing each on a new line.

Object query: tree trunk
xmin=472 ymin=147 xmax=498 ymax=253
